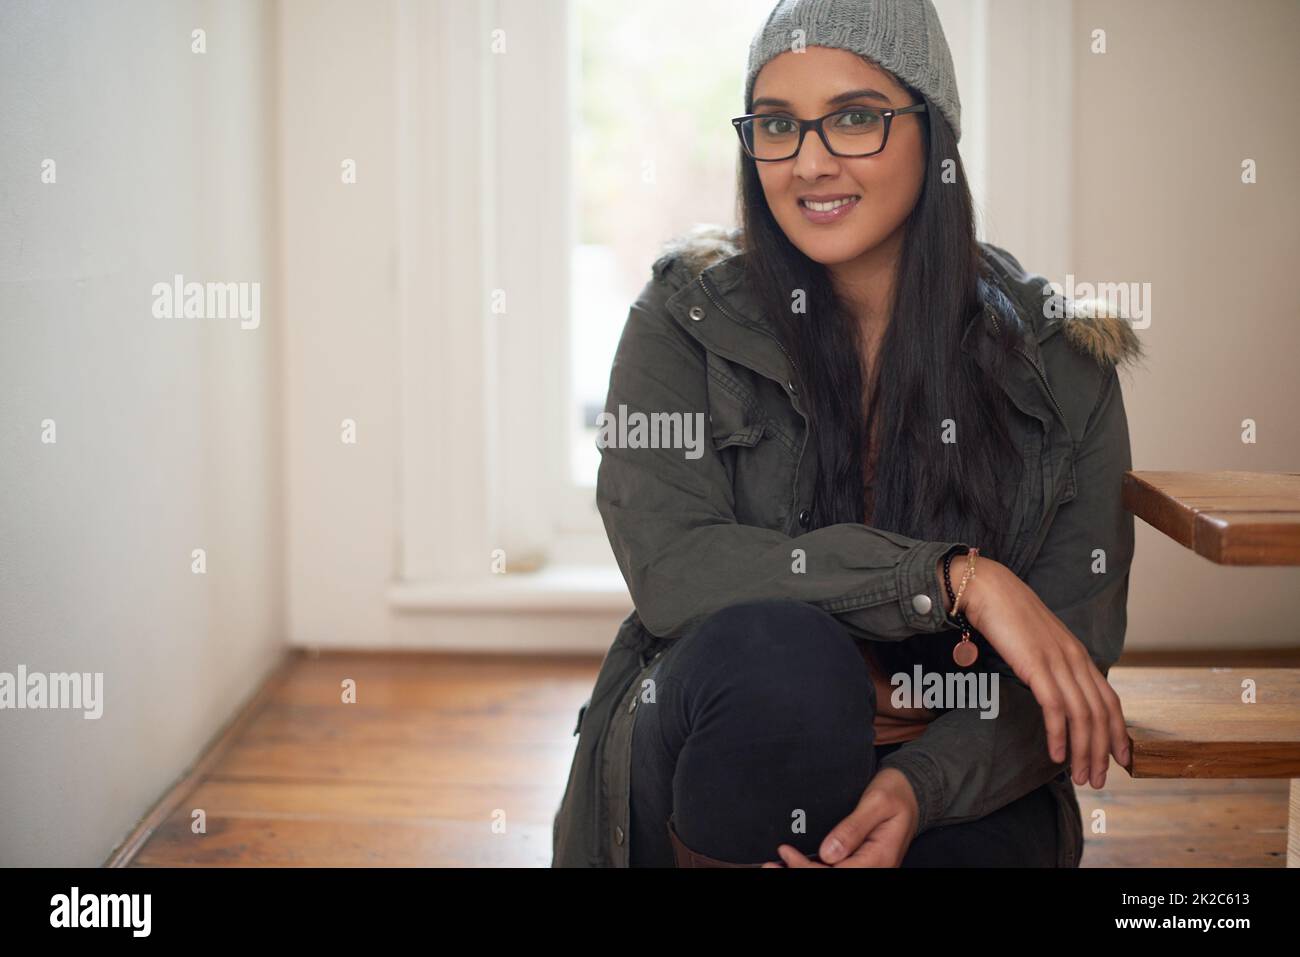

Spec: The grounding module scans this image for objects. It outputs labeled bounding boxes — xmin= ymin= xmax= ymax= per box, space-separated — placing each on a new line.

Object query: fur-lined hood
xmin=655 ymin=223 xmax=1145 ymax=370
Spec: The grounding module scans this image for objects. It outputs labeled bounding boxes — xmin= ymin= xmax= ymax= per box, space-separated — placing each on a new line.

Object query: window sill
xmin=387 ymin=564 xmax=631 ymax=614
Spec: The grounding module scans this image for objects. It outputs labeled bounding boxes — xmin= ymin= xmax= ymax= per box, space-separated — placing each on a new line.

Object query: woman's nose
xmin=791 ymin=129 xmax=841 ymax=178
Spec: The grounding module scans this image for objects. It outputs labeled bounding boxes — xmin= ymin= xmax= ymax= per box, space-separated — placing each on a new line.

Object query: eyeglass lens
xmin=740 ymin=109 xmax=885 ymax=160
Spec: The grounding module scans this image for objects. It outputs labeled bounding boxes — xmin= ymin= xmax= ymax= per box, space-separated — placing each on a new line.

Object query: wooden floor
xmin=119 ymin=649 xmax=1291 ymax=867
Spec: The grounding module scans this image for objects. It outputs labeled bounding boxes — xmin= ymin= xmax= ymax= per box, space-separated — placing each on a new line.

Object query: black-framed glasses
xmin=731 ymin=103 xmax=927 ymax=161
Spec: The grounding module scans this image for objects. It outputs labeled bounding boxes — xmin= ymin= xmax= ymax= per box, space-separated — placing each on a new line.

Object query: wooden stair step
xmin=1123 ymin=470 xmax=1300 ymax=564
xmin=1109 ymin=666 xmax=1300 ymax=777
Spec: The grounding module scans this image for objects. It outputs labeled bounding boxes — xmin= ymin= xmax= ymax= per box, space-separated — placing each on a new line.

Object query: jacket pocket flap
xmin=706 ymin=357 xmax=766 ymax=450
xmin=711 ymin=414 xmax=766 ymax=449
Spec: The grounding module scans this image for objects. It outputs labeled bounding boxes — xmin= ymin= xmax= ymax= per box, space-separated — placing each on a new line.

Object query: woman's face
xmin=749 ymin=47 xmax=927 ymax=268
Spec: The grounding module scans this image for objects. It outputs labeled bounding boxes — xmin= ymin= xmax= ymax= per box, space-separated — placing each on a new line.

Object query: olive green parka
xmin=551 ymin=224 xmax=1144 ymax=868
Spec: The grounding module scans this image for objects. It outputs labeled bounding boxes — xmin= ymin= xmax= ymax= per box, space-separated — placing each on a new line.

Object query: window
xmin=392 ymin=0 xmax=1066 ymax=594
xmin=567 ymin=0 xmax=767 ymax=489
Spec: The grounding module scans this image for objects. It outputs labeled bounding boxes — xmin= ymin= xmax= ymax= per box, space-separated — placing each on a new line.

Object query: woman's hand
xmin=942 ymin=553 xmax=1131 ymax=789
xmin=762 ymin=768 xmax=918 ymax=868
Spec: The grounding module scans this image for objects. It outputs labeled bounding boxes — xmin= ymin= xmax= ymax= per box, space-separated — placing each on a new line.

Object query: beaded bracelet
xmin=943 ymin=547 xmax=980 ymax=667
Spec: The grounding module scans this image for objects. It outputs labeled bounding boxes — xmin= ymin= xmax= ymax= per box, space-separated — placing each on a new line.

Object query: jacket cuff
xmin=877 ymin=747 xmax=947 ymax=836
xmin=897 ymin=541 xmax=971 ymax=632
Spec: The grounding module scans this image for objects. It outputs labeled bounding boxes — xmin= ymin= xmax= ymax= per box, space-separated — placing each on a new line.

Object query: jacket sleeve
xmin=598 ymin=266 xmax=972 ymax=643
xmin=878 ymin=361 xmax=1134 ymax=834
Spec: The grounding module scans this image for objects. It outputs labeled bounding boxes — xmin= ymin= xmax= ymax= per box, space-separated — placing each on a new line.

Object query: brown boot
xmin=666 ymin=816 xmax=765 ymax=868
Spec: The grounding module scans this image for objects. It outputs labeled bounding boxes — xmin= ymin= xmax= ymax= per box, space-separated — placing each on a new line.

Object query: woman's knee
xmin=663 ymin=601 xmax=877 ymax=863
xmin=688 ymin=598 xmax=854 ymax=664
xmin=672 ymin=599 xmax=872 ymax=715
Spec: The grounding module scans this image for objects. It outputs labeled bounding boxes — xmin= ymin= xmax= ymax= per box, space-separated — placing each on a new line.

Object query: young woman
xmin=552 ymin=0 xmax=1144 ymax=868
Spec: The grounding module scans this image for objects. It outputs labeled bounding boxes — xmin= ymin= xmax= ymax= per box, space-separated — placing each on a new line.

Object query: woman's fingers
xmin=776 ymin=844 xmax=826 ymax=868
xmin=1045 ymin=651 xmax=1095 ymax=786
xmin=835 ymin=840 xmax=894 ymax=868
xmin=1090 ymin=667 xmax=1132 ymax=767
xmin=1025 ymin=644 xmax=1093 ymax=782
xmin=1030 ymin=669 xmax=1069 ymax=763
xmin=819 ymin=792 xmax=888 ymax=864
xmin=836 ymin=816 xmax=911 ymax=867
xmin=1063 ymin=642 xmax=1132 ymax=786
xmin=780 ymin=834 xmax=897 ymax=869
xmin=1066 ymin=646 xmax=1112 ymax=788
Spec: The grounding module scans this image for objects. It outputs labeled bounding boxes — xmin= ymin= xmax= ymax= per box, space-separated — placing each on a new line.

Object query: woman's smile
xmin=798 ymin=193 xmax=861 ymax=224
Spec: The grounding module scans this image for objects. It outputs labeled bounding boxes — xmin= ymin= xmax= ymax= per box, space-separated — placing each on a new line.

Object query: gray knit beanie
xmin=744 ymin=0 xmax=962 ymax=142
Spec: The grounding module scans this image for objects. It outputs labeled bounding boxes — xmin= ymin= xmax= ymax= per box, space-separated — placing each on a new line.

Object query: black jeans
xmin=628 ymin=599 xmax=1060 ymax=867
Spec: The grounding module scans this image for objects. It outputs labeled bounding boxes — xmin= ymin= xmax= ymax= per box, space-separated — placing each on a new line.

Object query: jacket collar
xmin=660 ymin=228 xmax=1065 ymax=429
xmin=664 ymin=250 xmax=798 ymax=392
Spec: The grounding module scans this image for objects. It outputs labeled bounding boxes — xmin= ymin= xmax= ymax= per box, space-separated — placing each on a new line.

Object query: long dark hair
xmin=737 ymin=79 xmax=1026 ymax=662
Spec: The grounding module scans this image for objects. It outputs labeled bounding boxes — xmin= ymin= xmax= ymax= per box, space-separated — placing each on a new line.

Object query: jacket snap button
xmin=786 ymin=380 xmax=798 ymax=394
xmin=615 ymin=825 xmax=625 ymax=845
xmin=688 ymin=305 xmax=705 ymax=322
xmin=798 ymin=508 xmax=811 ymax=527
xmin=911 ymin=593 xmax=933 ymax=615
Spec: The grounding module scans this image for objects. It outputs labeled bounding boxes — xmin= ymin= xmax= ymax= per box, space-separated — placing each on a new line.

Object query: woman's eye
xmin=836 ymin=110 xmax=882 ymax=129
xmin=759 ymin=117 xmax=796 ymax=135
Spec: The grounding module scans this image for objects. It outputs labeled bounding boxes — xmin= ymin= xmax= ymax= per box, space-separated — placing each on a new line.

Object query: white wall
xmin=1068 ymin=0 xmax=1300 ymax=650
xmin=0 ymin=0 xmax=284 ymax=866
xmin=278 ymin=0 xmax=403 ymax=649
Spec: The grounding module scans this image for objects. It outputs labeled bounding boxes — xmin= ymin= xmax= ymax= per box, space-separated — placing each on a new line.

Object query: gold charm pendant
xmin=953 ymin=630 xmax=978 ymax=668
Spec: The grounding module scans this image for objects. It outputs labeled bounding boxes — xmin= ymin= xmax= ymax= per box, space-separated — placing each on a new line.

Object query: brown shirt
xmin=859 ymin=642 xmax=937 ymax=745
